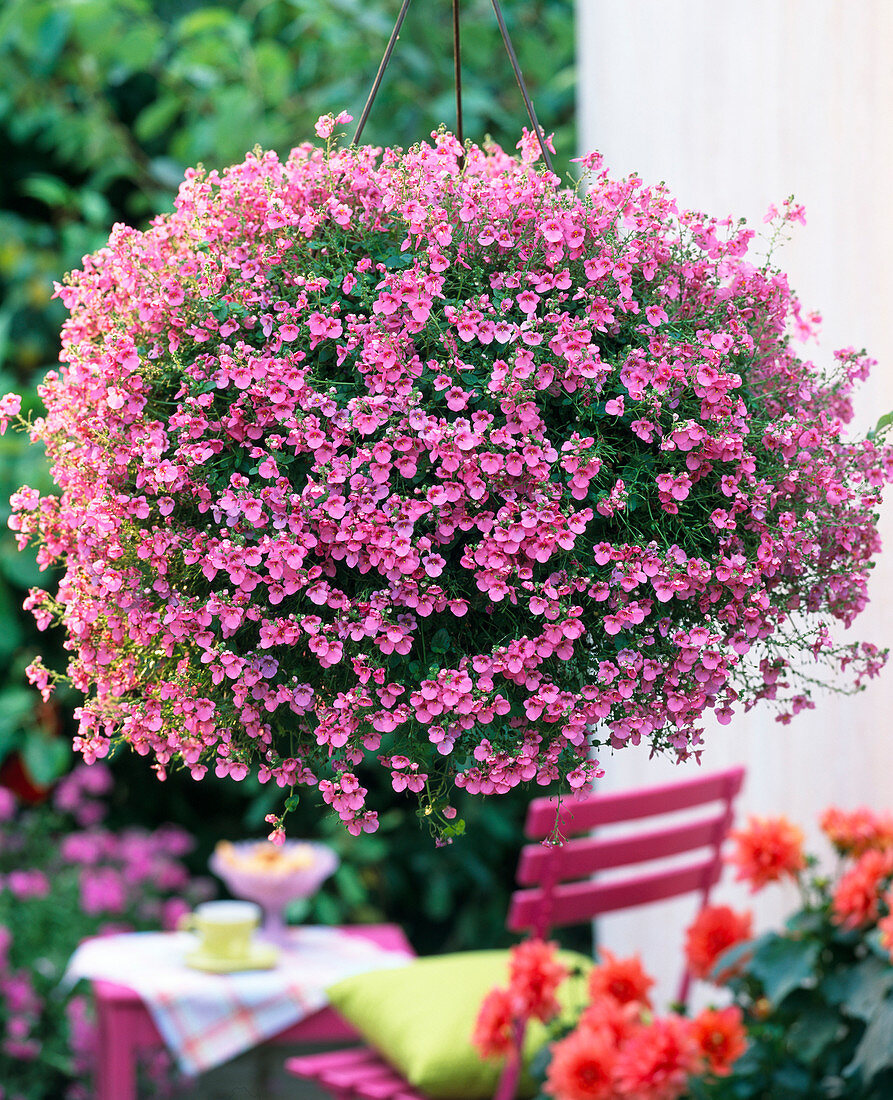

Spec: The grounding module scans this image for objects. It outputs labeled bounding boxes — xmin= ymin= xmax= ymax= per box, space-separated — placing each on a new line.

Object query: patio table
xmin=68 ymin=923 xmax=413 ymax=1100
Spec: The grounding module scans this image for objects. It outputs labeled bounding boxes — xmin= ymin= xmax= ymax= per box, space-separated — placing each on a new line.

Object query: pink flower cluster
xmin=0 ymin=764 xmax=211 ymax=1097
xmin=7 ymin=121 xmax=893 ymax=835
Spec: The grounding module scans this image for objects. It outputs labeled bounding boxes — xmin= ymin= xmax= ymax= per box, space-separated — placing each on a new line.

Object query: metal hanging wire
xmin=352 ymin=0 xmax=556 ymax=177
xmin=452 ymin=0 xmax=465 ymax=159
xmin=352 ymin=0 xmax=414 ymax=146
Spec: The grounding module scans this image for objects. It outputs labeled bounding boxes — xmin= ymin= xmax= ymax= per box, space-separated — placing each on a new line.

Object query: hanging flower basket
xmin=5 ymin=119 xmax=892 ymax=837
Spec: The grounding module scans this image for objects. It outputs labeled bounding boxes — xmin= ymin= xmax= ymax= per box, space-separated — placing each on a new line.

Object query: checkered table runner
xmin=66 ymin=926 xmax=412 ymax=1074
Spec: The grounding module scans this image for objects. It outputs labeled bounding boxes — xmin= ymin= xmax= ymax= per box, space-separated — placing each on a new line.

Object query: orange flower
xmin=729 ymin=815 xmax=806 ymax=891
xmin=544 ymin=1026 xmax=620 ymax=1100
xmin=577 ymin=997 xmax=643 ymax=1047
xmin=684 ymin=905 xmax=753 ymax=982
xmin=613 ymin=1014 xmax=699 ymax=1100
xmin=820 ymin=806 xmax=893 ymax=856
xmin=690 ymin=1005 xmax=748 ymax=1075
xmin=831 ymin=848 xmax=893 ymax=929
xmin=508 ymin=938 xmax=569 ymax=1022
xmin=588 ymin=948 xmax=655 ymax=1009
xmin=472 ymin=986 xmax=514 ymax=1059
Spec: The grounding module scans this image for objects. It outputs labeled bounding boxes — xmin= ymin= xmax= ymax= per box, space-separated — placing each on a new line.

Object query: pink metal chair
xmin=285 ymin=765 xmax=746 ymax=1100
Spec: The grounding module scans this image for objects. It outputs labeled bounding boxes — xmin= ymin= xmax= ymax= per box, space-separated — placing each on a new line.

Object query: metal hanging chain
xmin=353 ymin=0 xmax=556 ymax=179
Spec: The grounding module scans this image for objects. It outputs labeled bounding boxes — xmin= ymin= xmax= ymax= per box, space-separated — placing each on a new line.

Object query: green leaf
xmin=148 ymin=156 xmax=187 ymax=191
xmin=313 ymin=891 xmax=340 ymax=925
xmin=33 ymin=7 xmax=72 ymax=74
xmin=786 ymin=1003 xmax=844 ymax=1061
xmin=768 ymin=1061 xmax=816 ymax=1095
xmin=822 ymin=954 xmax=893 ymax=1020
xmin=750 ymin=934 xmax=821 ymax=1005
xmin=174 ymin=6 xmax=249 ymax=41
xmin=0 ymin=582 xmax=23 ymax=658
xmin=0 ymin=723 xmax=20 ymax=763
xmin=333 ymin=865 xmax=367 ymax=907
xmin=0 ymin=687 xmax=35 ymax=735
xmin=21 ymin=731 xmax=71 ymax=786
xmin=253 ymin=40 xmax=291 ymax=106
xmin=845 ymin=994 xmax=893 ymax=1085
xmin=20 ymin=173 xmax=73 ymax=209
xmin=874 ymin=410 xmax=893 ymax=436
xmin=134 ymin=96 xmax=182 ymax=143
xmin=710 ymin=936 xmax=758 ymax=982
xmin=785 ymin=908 xmax=827 ymax=936
xmin=430 ymin=628 xmax=451 ymax=654
xmin=0 ymin=539 xmax=44 ymax=586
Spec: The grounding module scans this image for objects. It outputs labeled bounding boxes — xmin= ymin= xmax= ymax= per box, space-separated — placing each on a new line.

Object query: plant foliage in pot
xmin=3 ymin=107 xmax=892 ymax=838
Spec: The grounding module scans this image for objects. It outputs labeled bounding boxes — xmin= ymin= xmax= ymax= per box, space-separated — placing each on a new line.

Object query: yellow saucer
xmin=184 ymin=942 xmax=279 ymax=973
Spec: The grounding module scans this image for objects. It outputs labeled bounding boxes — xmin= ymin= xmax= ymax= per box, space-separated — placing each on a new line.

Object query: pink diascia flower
xmin=0 ymin=392 xmax=21 ymax=434
xmin=5 ymin=122 xmax=892 ymax=836
xmin=314 ymin=110 xmax=353 ymax=139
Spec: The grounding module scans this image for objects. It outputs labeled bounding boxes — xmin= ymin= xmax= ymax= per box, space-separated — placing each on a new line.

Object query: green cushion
xmin=326 ymin=949 xmax=590 ymax=1100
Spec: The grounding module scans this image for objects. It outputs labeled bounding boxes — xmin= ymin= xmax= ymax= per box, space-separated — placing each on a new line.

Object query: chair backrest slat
xmin=523 ymin=767 xmax=745 ymax=840
xmin=516 ymin=806 xmax=733 ymax=885
xmin=507 ymin=855 xmax=723 ymax=932
xmin=510 ymin=765 xmax=746 ymax=1004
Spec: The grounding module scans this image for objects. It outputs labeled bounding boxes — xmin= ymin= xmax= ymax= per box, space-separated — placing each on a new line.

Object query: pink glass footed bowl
xmin=209 ymin=840 xmax=339 ymax=945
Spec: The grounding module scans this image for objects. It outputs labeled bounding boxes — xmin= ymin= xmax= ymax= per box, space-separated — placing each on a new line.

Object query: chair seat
xmin=285 ymin=1048 xmax=425 ymax=1100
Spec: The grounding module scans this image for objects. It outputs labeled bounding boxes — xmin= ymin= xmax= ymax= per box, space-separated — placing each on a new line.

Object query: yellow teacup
xmin=178 ymin=900 xmax=261 ymax=961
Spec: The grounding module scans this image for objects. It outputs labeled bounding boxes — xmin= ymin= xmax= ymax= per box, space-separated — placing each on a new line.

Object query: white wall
xmin=576 ymin=0 xmax=893 ymax=1002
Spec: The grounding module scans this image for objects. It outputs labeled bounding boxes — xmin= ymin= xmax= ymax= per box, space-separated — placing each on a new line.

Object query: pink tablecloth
xmin=66 ymin=926 xmax=411 ymax=1074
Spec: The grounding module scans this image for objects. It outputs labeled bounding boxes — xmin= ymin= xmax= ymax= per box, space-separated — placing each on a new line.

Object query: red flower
xmin=684 ymin=905 xmax=753 ymax=982
xmin=588 ymin=949 xmax=654 ymax=1009
xmin=729 ymin=815 xmax=806 ymax=891
xmin=508 ymin=938 xmax=570 ymax=1022
xmin=820 ymin=806 xmax=893 ymax=857
xmin=472 ymin=986 xmax=514 ymax=1059
xmin=545 ymin=1026 xmax=620 ymax=1100
xmin=690 ymin=1006 xmax=748 ymax=1075
xmin=613 ymin=1014 xmax=699 ymax=1100
xmin=831 ymin=848 xmax=893 ymax=929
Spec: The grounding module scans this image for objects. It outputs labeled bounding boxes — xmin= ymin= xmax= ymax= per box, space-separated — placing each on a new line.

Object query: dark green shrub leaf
xmin=822 ymin=954 xmax=893 ymax=1021
xmin=751 ymin=934 xmax=821 ymax=1005
xmin=21 ymin=729 xmax=71 ymax=785
xmin=134 ymin=96 xmax=183 ymax=143
xmin=845 ymin=995 xmax=893 ymax=1085
xmin=34 ymin=8 xmax=71 ymax=74
xmin=787 ymin=1003 xmax=844 ymax=1061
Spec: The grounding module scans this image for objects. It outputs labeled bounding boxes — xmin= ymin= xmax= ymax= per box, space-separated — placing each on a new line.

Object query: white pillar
xmin=576 ymin=0 xmax=893 ymax=1002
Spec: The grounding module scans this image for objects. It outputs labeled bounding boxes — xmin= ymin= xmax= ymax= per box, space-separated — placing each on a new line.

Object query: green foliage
xmin=694 ymin=899 xmax=893 ymax=1098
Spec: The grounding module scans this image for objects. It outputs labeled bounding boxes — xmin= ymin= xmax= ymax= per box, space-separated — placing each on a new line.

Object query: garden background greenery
xmin=0 ymin=0 xmax=576 ymax=954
